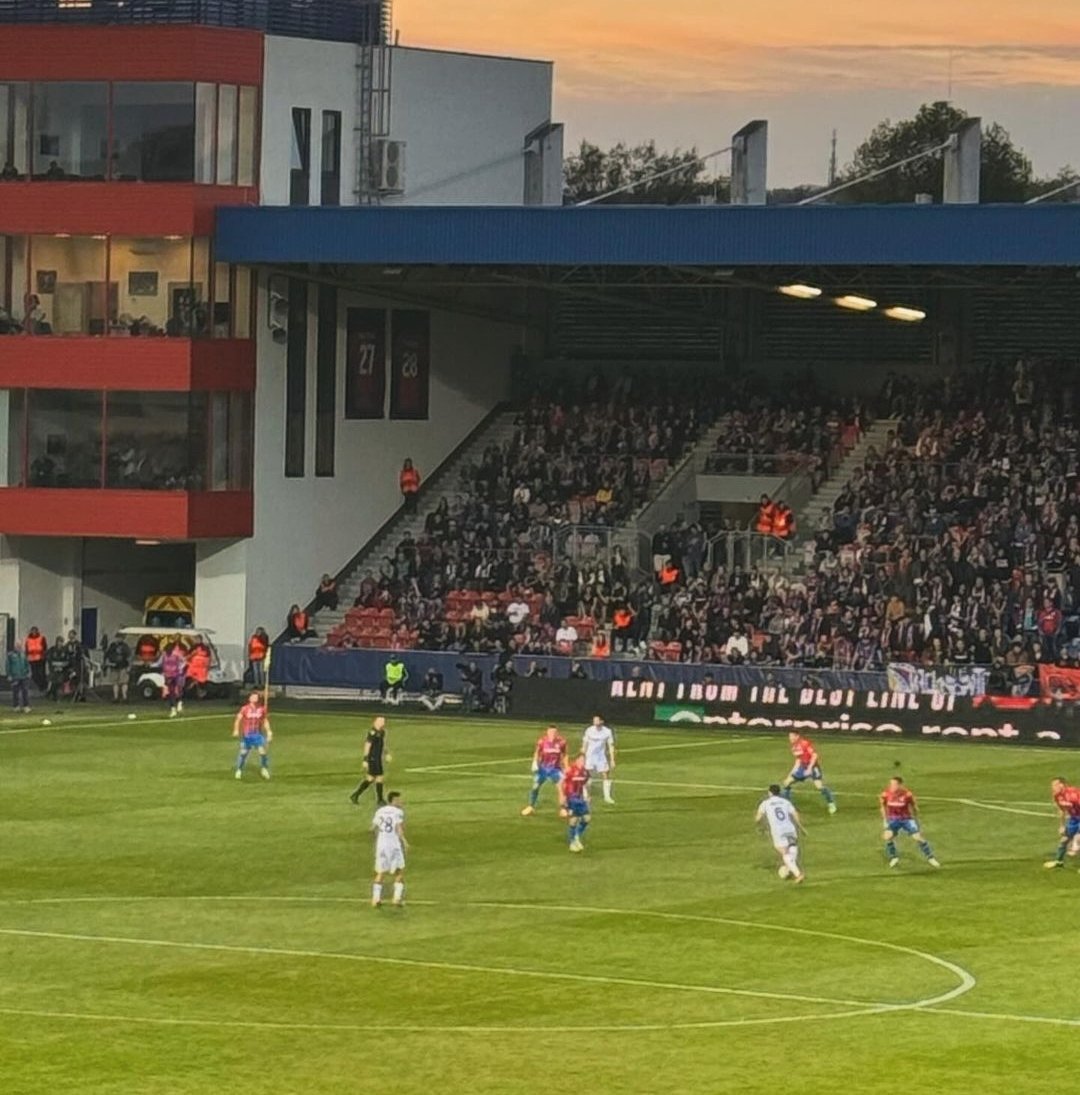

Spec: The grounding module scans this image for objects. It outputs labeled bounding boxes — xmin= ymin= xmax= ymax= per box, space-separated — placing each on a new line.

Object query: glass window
xmin=320 ymin=110 xmax=341 ymax=206
xmin=109 ymin=236 xmax=194 ymax=336
xmin=28 ymin=235 xmax=108 ymax=335
xmin=213 ymin=262 xmax=231 ymax=338
xmin=2 ymin=389 xmax=26 ymax=487
xmin=32 ymin=82 xmax=108 ymax=180
xmin=285 ymin=277 xmax=309 ymax=477
xmin=210 ymin=391 xmax=252 ymax=490
xmin=105 ymin=392 xmax=208 ymax=490
xmin=1 ymin=235 xmax=30 ymax=329
xmin=195 ymin=83 xmax=217 ymax=184
xmin=216 ymin=84 xmax=237 ymax=185
xmin=237 ymin=86 xmax=258 ymax=187
xmin=1 ymin=83 xmax=30 ymax=178
xmin=27 ymin=389 xmax=103 ymax=488
xmin=315 ymin=285 xmax=337 ymax=476
xmin=290 ymin=107 xmax=311 ymax=206
xmin=233 ymin=265 xmax=253 ymax=339
xmin=112 ymin=82 xmax=195 ymax=182
xmin=191 ymin=238 xmax=210 ymax=338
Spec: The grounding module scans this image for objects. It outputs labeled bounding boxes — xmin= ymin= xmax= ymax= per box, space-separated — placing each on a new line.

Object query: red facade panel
xmin=0 ymin=489 xmax=254 ymax=539
xmin=0 ymin=338 xmax=255 ymax=392
xmin=0 ymin=27 xmax=264 ymax=83
xmin=0 ymin=183 xmax=258 ymax=236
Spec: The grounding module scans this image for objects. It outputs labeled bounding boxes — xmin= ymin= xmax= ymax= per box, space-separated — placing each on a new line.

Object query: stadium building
xmin=2 ymin=0 xmax=1080 ymax=683
xmin=0 ymin=0 xmax=561 ymax=670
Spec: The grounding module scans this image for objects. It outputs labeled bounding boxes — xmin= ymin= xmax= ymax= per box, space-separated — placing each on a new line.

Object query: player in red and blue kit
xmin=880 ymin=776 xmax=939 ymax=868
xmin=1044 ymin=777 xmax=1080 ymax=868
xmin=521 ymin=725 xmax=568 ymax=816
xmin=781 ymin=733 xmax=837 ymax=813
xmin=562 ymin=753 xmax=591 ymax=852
xmin=232 ymin=692 xmax=272 ymax=781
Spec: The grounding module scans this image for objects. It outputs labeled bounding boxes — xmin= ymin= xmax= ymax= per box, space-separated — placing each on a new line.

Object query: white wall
xmin=194 ymin=276 xmax=522 ymax=659
xmin=260 ymin=37 xmax=555 ymax=207
xmin=0 ymin=535 xmax=81 ymax=641
xmin=387 ymin=47 xmax=554 ymax=205
xmin=696 ymin=474 xmax=787 ymax=505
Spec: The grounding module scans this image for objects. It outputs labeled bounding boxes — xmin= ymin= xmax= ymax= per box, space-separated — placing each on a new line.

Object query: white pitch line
xmin=931 ymin=1007 xmax=1080 ymax=1028
xmin=0 ymin=714 xmax=221 ymax=736
xmin=0 ymin=925 xmax=881 ymax=1010
xmin=434 ymin=768 xmax=1056 ymax=819
xmin=0 ymin=896 xmax=976 ymax=1034
xmin=406 ymin=737 xmax=748 ymax=774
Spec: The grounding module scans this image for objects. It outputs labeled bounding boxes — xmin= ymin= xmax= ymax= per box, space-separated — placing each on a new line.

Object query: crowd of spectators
xmin=317 ymin=360 xmax=1080 ymax=692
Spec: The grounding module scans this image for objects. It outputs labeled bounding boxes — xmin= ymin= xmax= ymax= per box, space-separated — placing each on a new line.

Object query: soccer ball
xmin=778 ymin=864 xmax=791 ymax=879
xmin=41 ymin=719 xmax=52 ymax=726
xmin=127 ymin=713 xmax=137 ymax=721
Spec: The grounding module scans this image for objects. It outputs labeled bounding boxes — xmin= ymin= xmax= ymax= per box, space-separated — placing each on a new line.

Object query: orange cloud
xmin=396 ymin=0 xmax=1080 ymax=98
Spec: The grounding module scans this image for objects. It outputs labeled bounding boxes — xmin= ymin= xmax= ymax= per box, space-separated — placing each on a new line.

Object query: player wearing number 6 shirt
xmin=880 ymin=777 xmax=939 ymax=869
xmin=1044 ymin=777 xmax=1080 ymax=869
xmin=756 ymin=784 xmax=805 ymax=883
xmin=371 ymin=791 xmax=407 ymax=907
xmin=522 ymin=725 xmax=568 ymax=816
xmin=582 ymin=715 xmax=616 ymax=804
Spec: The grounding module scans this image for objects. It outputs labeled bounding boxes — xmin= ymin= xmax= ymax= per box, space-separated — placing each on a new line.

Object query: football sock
xmin=602 ymin=779 xmax=613 ymax=800
xmin=351 ymin=779 xmax=372 ymax=800
xmin=782 ymin=848 xmax=800 ymax=875
xmin=372 ymin=883 xmax=383 ymax=903
xmin=392 ymin=882 xmax=404 ymax=903
xmin=528 ymin=785 xmax=540 ymax=808
xmin=577 ymin=819 xmax=589 ymax=839
xmin=885 ymin=840 xmax=898 ymax=859
xmin=236 ymin=749 xmax=249 ymax=770
xmin=821 ymin=786 xmax=835 ymax=805
xmin=918 ymin=840 xmax=934 ymax=860
xmin=1055 ymin=839 xmax=1069 ymax=863
xmin=376 ymin=784 xmax=386 ymax=805
xmin=780 ymin=785 xmax=793 ymax=800
xmin=259 ymin=753 xmax=269 ymax=771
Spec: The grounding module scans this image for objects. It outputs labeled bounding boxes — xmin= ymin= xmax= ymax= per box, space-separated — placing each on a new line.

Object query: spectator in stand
xmin=286 ymin=604 xmax=316 ymax=642
xmin=313 ymin=574 xmax=339 ymax=612
xmin=400 ymin=458 xmax=421 ymax=514
xmin=247 ymin=627 xmax=269 ymax=687
xmin=555 ymin=620 xmax=578 ymax=654
xmin=25 ymin=627 xmax=47 ymax=693
xmin=103 ymin=633 xmax=132 ymax=703
xmin=7 ymin=641 xmax=31 ymax=712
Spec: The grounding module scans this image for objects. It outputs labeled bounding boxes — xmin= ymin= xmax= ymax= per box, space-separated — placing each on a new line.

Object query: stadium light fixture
xmin=834 ymin=294 xmax=877 ymax=312
xmin=778 ymin=283 xmax=822 ymax=300
xmin=883 ymin=305 xmax=927 ymax=323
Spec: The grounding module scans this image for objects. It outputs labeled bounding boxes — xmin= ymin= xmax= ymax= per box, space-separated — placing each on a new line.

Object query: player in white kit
xmin=756 ymin=783 xmax=805 ymax=883
xmin=371 ymin=791 xmax=407 ymax=908
xmin=582 ymin=714 xmax=616 ymax=804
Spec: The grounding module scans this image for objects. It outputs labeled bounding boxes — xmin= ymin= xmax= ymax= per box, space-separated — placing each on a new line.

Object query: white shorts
xmin=375 ymin=846 xmax=405 ymax=874
xmin=586 ymin=756 xmax=610 ymax=775
xmin=771 ymin=831 xmax=798 ymax=851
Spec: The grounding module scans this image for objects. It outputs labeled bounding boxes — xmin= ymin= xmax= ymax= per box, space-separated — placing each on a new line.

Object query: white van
xmin=116 ymin=627 xmax=238 ymax=700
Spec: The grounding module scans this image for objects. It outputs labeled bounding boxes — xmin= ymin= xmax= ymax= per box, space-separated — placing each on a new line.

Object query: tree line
xmin=563 ymin=102 xmax=1077 ymax=206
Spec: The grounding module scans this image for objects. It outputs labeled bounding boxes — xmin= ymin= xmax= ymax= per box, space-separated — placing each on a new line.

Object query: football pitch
xmin=2 ymin=703 xmax=1079 ymax=1095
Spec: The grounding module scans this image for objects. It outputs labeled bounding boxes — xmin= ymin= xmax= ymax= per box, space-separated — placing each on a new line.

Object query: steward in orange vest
xmin=773 ymin=502 xmax=796 ymax=540
xmin=591 ymin=631 xmax=611 ymax=658
xmin=400 ymin=458 xmax=421 ymax=513
xmin=25 ymin=627 xmax=47 ymax=692
xmin=659 ymin=562 xmax=680 ymax=586
xmin=755 ymin=495 xmax=777 ymax=535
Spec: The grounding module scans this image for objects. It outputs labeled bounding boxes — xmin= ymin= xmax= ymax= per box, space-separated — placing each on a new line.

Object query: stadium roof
xmin=216 ymin=203 xmax=1080 ymax=268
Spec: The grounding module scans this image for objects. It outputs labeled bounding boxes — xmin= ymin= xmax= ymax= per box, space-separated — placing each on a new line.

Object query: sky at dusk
xmin=397 ymin=0 xmax=1080 ymax=185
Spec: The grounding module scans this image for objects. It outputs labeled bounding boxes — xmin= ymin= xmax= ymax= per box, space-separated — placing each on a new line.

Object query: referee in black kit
xmin=349 ymin=715 xmax=390 ymax=806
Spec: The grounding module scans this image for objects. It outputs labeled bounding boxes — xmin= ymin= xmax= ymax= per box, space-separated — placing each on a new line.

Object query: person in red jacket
xmin=400 ymin=458 xmax=421 ymax=514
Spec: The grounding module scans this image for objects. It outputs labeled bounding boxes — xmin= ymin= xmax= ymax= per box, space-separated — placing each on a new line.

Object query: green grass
xmin=2 ymin=702 xmax=1079 ymax=1094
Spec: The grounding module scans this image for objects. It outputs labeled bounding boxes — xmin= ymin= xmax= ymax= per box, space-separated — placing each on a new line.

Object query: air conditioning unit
xmin=372 ymin=138 xmax=406 ymax=194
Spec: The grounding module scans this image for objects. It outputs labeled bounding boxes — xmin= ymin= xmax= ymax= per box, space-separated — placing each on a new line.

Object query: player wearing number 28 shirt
xmin=756 ymin=784 xmax=805 ymax=883
xmin=880 ymin=777 xmax=939 ymax=869
xmin=371 ymin=791 xmax=407 ymax=908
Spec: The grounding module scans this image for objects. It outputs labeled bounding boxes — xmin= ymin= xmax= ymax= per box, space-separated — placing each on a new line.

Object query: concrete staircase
xmin=309 ymin=409 xmax=519 ymax=639
xmin=797 ymin=417 xmax=899 ymax=542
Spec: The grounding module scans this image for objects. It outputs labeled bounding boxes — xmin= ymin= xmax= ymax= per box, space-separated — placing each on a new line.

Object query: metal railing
xmin=0 ymin=0 xmax=388 ymax=44
xmin=704 ymin=451 xmax=815 ymax=475
xmin=706 ymin=529 xmax=799 ymax=571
